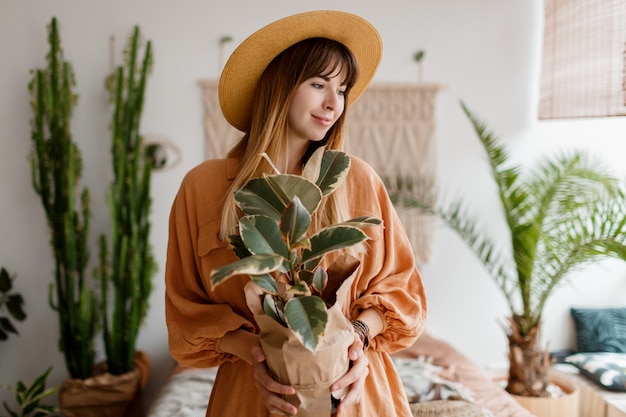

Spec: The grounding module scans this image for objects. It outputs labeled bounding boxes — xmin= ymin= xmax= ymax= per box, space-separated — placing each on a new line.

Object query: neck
xmin=285 ymin=141 xmax=309 ymax=174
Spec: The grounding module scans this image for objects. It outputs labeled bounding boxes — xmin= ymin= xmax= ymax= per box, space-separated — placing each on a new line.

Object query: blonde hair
xmin=220 ymin=38 xmax=360 ymax=240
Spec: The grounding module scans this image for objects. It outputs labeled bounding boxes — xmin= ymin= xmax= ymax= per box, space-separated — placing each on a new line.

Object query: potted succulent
xmin=210 ymin=148 xmax=381 ymax=416
xmin=92 ymin=24 xmax=156 ymax=417
xmin=387 ymin=102 xmax=626 ymax=406
xmin=28 ymin=16 xmax=99 ymax=383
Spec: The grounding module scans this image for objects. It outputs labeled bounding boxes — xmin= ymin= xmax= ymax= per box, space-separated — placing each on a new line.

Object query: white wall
xmin=1 ymin=0 xmax=625 ymax=411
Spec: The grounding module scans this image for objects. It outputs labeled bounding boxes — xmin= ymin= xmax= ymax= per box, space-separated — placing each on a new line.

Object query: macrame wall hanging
xmin=199 ymin=79 xmax=444 ymax=264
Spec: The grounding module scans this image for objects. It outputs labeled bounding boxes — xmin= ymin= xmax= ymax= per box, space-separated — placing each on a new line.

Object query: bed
xmin=146 ymin=331 xmax=535 ymax=417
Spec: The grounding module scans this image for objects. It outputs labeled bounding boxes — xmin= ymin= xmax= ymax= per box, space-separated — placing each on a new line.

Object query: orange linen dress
xmin=165 ymin=154 xmax=427 ymax=417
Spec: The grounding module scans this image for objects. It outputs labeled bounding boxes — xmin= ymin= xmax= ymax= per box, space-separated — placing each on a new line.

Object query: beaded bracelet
xmin=351 ymin=319 xmax=371 ymax=350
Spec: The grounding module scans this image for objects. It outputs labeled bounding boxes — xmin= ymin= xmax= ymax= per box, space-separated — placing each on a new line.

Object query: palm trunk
xmin=506 ymin=316 xmax=552 ymax=397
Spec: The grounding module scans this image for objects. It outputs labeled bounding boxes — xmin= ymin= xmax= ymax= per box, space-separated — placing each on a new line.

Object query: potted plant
xmin=210 ymin=148 xmax=381 ymax=416
xmin=1 ymin=368 xmax=60 ymax=417
xmin=28 ymin=16 xmax=99 ymax=383
xmin=94 ymin=25 xmax=156 ymax=417
xmin=0 ymin=267 xmax=26 ymax=341
xmin=387 ymin=102 xmax=626 ymax=405
xmin=1 ymin=268 xmax=60 ymax=417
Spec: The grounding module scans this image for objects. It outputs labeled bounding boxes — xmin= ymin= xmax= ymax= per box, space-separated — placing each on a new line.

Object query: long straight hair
xmin=220 ymin=38 xmax=360 ymax=239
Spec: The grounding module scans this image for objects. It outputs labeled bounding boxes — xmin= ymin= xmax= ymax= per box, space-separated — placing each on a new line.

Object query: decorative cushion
xmin=392 ymin=356 xmax=475 ymax=403
xmin=570 ymin=307 xmax=626 ymax=352
xmin=565 ymin=352 xmax=626 ymax=392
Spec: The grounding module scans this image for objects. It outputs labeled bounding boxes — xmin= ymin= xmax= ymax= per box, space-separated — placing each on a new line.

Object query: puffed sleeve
xmin=165 ymin=164 xmax=256 ymax=368
xmin=346 ymin=158 xmax=427 ymax=353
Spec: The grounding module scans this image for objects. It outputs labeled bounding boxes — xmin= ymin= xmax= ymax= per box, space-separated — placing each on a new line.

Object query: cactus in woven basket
xmin=97 ymin=25 xmax=157 ymax=375
xmin=28 ymin=17 xmax=98 ymax=380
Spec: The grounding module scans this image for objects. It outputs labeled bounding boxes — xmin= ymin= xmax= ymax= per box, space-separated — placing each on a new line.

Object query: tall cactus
xmin=28 ymin=17 xmax=98 ymax=380
xmin=98 ymin=25 xmax=156 ymax=375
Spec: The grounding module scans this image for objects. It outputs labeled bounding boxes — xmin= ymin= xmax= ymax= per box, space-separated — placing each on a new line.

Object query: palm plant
xmin=210 ymin=148 xmax=380 ymax=351
xmin=387 ymin=101 xmax=626 ymax=397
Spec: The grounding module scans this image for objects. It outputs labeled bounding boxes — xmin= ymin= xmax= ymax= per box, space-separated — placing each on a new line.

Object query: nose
xmin=323 ymin=90 xmax=339 ymax=110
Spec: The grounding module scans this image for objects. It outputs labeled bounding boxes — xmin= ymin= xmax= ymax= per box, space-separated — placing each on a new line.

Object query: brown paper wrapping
xmin=60 ymin=369 xmax=140 ymax=417
xmin=59 ymin=351 xmax=150 ymax=417
xmin=244 ymin=256 xmax=360 ymax=417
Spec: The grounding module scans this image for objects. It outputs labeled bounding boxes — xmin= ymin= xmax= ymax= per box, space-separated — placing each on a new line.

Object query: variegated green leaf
xmin=228 ymin=234 xmax=252 ymax=260
xmin=264 ymin=174 xmax=322 ymax=215
xmin=280 ymin=197 xmax=311 ymax=247
xmin=240 ymin=215 xmax=289 ymax=258
xmin=303 ymin=256 xmax=322 ymax=272
xmin=342 ymin=216 xmax=383 ymax=227
xmin=301 ymin=225 xmax=368 ymax=263
xmin=316 ymin=150 xmax=350 ymax=196
xmin=252 ymin=274 xmax=279 ymax=294
xmin=263 ymin=294 xmax=281 ymax=323
xmin=235 ymin=178 xmax=285 ymax=221
xmin=284 ymin=295 xmax=328 ymax=352
xmin=311 ymin=268 xmax=328 ymax=293
xmin=287 ymin=282 xmax=311 ymax=296
xmin=210 ymin=254 xmax=283 ymax=287
xmin=301 ymin=146 xmax=325 ymax=183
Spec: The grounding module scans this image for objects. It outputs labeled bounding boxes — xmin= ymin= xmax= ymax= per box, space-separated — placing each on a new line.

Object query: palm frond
xmin=532 ymin=185 xmax=626 ymax=320
xmin=390 ymin=102 xmax=626 ymax=338
xmin=385 ymin=176 xmax=518 ymax=314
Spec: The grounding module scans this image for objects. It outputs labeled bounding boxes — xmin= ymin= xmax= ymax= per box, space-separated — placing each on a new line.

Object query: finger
xmin=348 ymin=334 xmax=363 ymax=361
xmin=251 ymin=345 xmax=266 ymax=362
xmin=266 ymin=395 xmax=299 ymax=416
xmin=331 ymin=353 xmax=369 ymax=393
xmin=252 ymin=365 xmax=298 ymax=415
xmin=337 ymin=365 xmax=369 ymax=411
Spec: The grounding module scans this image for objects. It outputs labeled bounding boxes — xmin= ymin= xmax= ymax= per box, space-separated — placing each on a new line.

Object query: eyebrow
xmin=315 ymin=75 xmax=347 ymax=86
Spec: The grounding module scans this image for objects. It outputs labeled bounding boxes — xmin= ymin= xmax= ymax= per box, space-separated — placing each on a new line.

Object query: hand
xmin=329 ymin=333 xmax=370 ymax=413
xmin=251 ymin=344 xmax=299 ymax=416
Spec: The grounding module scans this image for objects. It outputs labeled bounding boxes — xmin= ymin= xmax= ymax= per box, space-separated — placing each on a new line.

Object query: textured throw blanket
xmin=148 ymin=356 xmax=489 ymax=417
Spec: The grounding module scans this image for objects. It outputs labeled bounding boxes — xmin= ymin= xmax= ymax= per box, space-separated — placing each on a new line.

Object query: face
xmin=287 ymin=67 xmax=347 ymax=147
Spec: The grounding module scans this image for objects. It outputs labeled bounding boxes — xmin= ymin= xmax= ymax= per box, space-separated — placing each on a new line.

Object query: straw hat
xmin=218 ymin=10 xmax=383 ymax=132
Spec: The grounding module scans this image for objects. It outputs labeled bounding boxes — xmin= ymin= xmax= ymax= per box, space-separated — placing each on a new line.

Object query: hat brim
xmin=219 ymin=10 xmax=383 ymax=133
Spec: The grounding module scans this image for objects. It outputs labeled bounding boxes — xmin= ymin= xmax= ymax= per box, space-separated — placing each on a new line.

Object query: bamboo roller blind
xmin=539 ymin=0 xmax=626 ymax=119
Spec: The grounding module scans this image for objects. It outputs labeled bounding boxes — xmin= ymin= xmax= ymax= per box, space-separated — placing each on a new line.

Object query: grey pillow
xmin=570 ymin=307 xmax=626 ymax=352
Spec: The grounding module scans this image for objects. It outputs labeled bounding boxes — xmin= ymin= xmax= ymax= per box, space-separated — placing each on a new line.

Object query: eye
xmin=311 ymin=82 xmax=324 ymax=89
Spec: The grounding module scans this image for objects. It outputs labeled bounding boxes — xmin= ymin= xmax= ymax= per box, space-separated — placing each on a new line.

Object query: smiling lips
xmin=313 ymin=114 xmax=333 ymax=127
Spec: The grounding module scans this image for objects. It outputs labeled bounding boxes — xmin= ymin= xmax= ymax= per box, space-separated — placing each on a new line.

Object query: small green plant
xmin=210 ymin=149 xmax=381 ymax=351
xmin=0 ymin=268 xmax=26 ymax=341
xmin=413 ymin=50 xmax=425 ymax=82
xmin=28 ymin=16 xmax=98 ymax=380
xmin=1 ymin=367 xmax=60 ymax=417
xmin=97 ymin=25 xmax=156 ymax=376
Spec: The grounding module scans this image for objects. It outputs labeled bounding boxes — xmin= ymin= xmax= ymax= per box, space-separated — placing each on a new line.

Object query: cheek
xmin=336 ymin=100 xmax=345 ymax=119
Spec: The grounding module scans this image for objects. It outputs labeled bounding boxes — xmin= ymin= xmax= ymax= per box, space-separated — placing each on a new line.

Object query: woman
xmin=165 ymin=10 xmax=427 ymax=417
